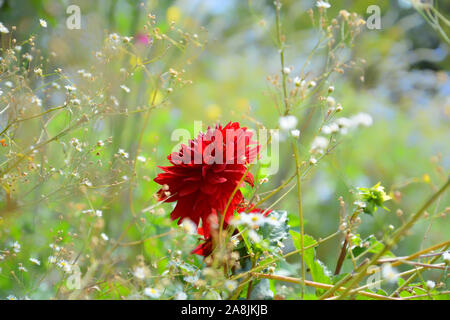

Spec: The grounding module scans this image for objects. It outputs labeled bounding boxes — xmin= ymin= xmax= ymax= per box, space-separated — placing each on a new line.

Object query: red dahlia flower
xmin=154 ymin=122 xmax=259 ymax=239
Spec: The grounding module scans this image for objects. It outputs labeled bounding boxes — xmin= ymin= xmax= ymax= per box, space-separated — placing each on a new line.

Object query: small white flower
xmin=443 ymin=251 xmax=450 ymax=264
xmin=48 ymin=256 xmax=57 ymax=264
xmin=118 ymin=149 xmax=129 ymax=159
xmin=283 ymin=67 xmax=291 ymax=75
xmin=426 ymin=280 xmax=436 ymax=290
xmin=64 ymin=85 xmax=76 ymax=92
xmin=279 ymin=115 xmax=298 ymax=131
xmin=354 ymin=201 xmax=366 ymax=209
xmin=11 ymin=241 xmax=21 ymax=253
xmin=70 ymin=98 xmax=81 ymax=105
xmin=224 ymin=280 xmax=238 ymax=291
xmin=82 ymin=179 xmax=92 ymax=187
xmin=100 ymin=233 xmax=109 ymax=241
xmin=307 ymin=80 xmax=316 ymax=88
xmin=309 ymin=157 xmax=318 ymax=165
xmin=120 ymin=85 xmax=130 ymax=93
xmin=109 ymin=33 xmax=121 ymax=44
xmin=246 ymin=213 xmax=267 ymax=228
xmin=181 ymin=218 xmax=197 ymax=235
xmin=97 ymin=140 xmax=104 ymax=147
xmin=0 ymin=22 xmax=9 ymax=33
xmin=29 ymin=258 xmax=41 ymax=266
xmin=51 ymin=82 xmax=61 ymax=89
xmin=310 ymin=136 xmax=329 ymax=154
xmin=137 ymin=155 xmax=146 ymax=162
xmin=6 ymin=295 xmax=17 ymax=300
xmin=326 ymin=96 xmax=336 ymax=107
xmin=18 ymin=265 xmax=28 ymax=272
xmin=290 ymin=129 xmax=300 ymax=138
xmin=382 ymin=263 xmax=398 ymax=283
xmin=95 ymin=210 xmax=103 ymax=217
xmin=39 ymin=19 xmax=47 ymax=28
xmin=49 ymin=243 xmax=61 ymax=252
xmin=294 ymin=77 xmax=303 ymax=87
xmin=144 ymin=287 xmax=161 ymax=299
xmin=23 ymin=53 xmax=33 ymax=61
xmin=5 ymin=81 xmax=13 ymax=88
xmin=34 ymin=68 xmax=43 ymax=76
xmin=133 ymin=266 xmax=148 ymax=280
xmin=316 ymin=1 xmax=331 ymax=9
xmin=31 ymin=95 xmax=42 ymax=106
xmin=230 ymin=236 xmax=240 ymax=247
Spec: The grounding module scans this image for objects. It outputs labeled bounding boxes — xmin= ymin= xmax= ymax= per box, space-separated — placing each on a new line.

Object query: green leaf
xmin=259 ymin=210 xmax=290 ymax=247
xmin=290 ymin=232 xmax=331 ymax=294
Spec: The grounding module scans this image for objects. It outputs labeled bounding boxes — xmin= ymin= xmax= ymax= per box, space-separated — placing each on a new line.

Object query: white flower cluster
xmin=322 ymin=112 xmax=373 ymax=135
xmin=231 ymin=212 xmax=272 ymax=229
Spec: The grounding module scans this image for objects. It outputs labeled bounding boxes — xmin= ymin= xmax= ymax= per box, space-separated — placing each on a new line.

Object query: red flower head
xmin=154 ymin=122 xmax=259 ymax=239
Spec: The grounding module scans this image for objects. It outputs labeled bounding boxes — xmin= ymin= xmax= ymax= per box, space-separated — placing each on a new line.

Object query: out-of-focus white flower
xmin=309 ymin=157 xmax=318 ymax=165
xmin=279 ymin=115 xmax=298 ymax=131
xmin=291 ymin=129 xmax=300 ymax=138
xmin=29 ymin=258 xmax=41 ymax=265
xmin=283 ymin=67 xmax=291 ymax=75
xmin=49 ymin=243 xmax=61 ymax=252
xmin=181 ymin=218 xmax=197 ymax=235
xmin=48 ymin=256 xmax=57 ymax=264
xmin=351 ymin=112 xmax=373 ymax=127
xmin=118 ymin=149 xmax=129 ymax=159
xmin=11 ymin=241 xmax=21 ymax=253
xmin=18 ymin=265 xmax=28 ymax=272
xmin=382 ymin=263 xmax=398 ymax=283
xmin=57 ymin=260 xmax=72 ymax=273
xmin=443 ymin=251 xmax=450 ymax=264
xmin=144 ymin=287 xmax=161 ymax=299
xmin=307 ymin=80 xmax=316 ymax=88
xmin=7 ymin=295 xmax=17 ymax=300
xmin=316 ymin=1 xmax=331 ymax=9
xmin=120 ymin=85 xmax=130 ymax=93
xmin=39 ymin=19 xmax=47 ymax=28
xmin=65 ymin=85 xmax=76 ymax=92
xmin=137 ymin=155 xmax=146 ymax=162
xmin=426 ymin=280 xmax=436 ymax=290
xmin=133 ymin=266 xmax=148 ymax=280
xmin=100 ymin=233 xmax=109 ymax=241
xmin=326 ymin=96 xmax=336 ymax=107
xmin=0 ymin=22 xmax=9 ymax=33
xmin=23 ymin=53 xmax=33 ymax=61
xmin=294 ymin=77 xmax=304 ymax=87
xmin=224 ymin=280 xmax=238 ymax=291
xmin=310 ymin=136 xmax=329 ymax=154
